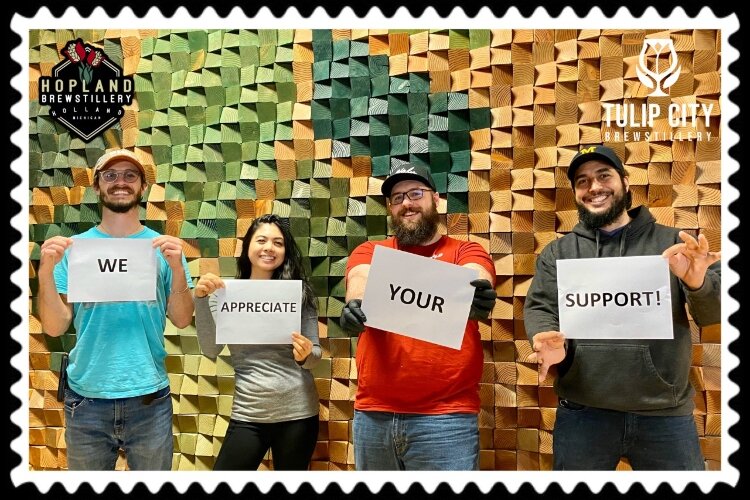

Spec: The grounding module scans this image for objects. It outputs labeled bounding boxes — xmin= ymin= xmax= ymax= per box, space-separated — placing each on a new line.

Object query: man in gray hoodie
xmin=524 ymin=145 xmax=721 ymax=470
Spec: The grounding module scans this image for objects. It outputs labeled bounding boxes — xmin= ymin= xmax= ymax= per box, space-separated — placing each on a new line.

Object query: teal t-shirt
xmin=54 ymin=226 xmax=193 ymax=398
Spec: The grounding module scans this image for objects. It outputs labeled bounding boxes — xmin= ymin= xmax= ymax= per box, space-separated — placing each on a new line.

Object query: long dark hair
xmin=237 ymin=214 xmax=316 ymax=310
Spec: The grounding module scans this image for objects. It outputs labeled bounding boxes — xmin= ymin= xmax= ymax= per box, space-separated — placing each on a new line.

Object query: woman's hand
xmin=194 ymin=272 xmax=225 ymax=298
xmin=292 ymin=332 xmax=312 ymax=362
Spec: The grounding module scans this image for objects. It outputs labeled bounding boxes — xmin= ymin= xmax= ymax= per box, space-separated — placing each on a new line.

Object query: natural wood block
xmin=700 ymin=436 xmax=721 ymax=461
xmin=705 ymin=413 xmax=721 ymax=437
xmin=517 ymin=407 xmax=541 ymax=428
xmin=494 ymin=383 xmax=517 ymax=407
xmin=494 ymin=428 xmax=517 ymax=449
xmin=517 ymin=450 xmax=540 ymax=470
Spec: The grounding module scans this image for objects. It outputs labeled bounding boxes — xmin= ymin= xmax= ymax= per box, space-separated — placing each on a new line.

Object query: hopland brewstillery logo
xmin=38 ymin=39 xmax=134 ymax=142
xmin=602 ymin=37 xmax=714 ymax=143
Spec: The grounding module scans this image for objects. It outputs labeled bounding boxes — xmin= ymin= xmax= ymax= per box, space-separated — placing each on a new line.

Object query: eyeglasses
xmin=98 ymin=170 xmax=141 ymax=183
xmin=390 ymin=188 xmax=433 ymax=205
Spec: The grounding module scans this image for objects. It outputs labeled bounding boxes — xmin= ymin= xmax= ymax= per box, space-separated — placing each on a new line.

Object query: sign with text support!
xmin=67 ymin=238 xmax=156 ymax=302
xmin=557 ymin=255 xmax=673 ymax=339
xmin=361 ymin=245 xmax=477 ymax=350
xmin=215 ymin=279 xmax=302 ymax=344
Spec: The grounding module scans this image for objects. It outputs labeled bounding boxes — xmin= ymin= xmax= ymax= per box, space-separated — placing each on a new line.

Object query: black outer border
xmin=7 ymin=1 xmax=744 ymax=498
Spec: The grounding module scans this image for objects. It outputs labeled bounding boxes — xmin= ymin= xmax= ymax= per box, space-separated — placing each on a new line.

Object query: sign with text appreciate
xmin=361 ymin=246 xmax=477 ymax=350
xmin=67 ymin=239 xmax=156 ymax=302
xmin=215 ymin=279 xmax=302 ymax=344
xmin=557 ymin=255 xmax=673 ymax=339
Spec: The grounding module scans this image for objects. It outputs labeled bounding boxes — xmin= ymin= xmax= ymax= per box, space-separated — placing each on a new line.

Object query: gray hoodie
xmin=524 ymin=206 xmax=720 ymax=415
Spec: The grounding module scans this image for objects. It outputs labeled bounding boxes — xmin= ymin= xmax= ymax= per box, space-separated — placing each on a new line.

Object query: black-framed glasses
xmin=99 ymin=170 xmax=141 ymax=183
xmin=390 ymin=188 xmax=433 ymax=205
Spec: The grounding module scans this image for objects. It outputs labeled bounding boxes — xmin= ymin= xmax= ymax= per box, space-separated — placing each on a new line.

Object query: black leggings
xmin=213 ymin=415 xmax=319 ymax=470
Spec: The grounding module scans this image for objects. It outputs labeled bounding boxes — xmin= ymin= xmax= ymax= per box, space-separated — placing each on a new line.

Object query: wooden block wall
xmin=27 ymin=28 xmax=722 ymax=471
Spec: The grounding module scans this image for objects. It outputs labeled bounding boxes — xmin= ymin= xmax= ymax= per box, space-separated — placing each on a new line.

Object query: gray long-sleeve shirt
xmin=195 ymin=294 xmax=321 ymax=423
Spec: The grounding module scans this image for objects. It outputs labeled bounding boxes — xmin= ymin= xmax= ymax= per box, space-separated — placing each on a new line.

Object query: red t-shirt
xmin=346 ymin=236 xmax=496 ymax=414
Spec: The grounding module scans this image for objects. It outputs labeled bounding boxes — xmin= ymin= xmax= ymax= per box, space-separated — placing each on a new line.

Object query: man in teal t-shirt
xmin=37 ymin=149 xmax=195 ymax=470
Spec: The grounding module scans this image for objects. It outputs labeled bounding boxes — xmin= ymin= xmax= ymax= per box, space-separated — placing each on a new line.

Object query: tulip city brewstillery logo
xmin=38 ymin=39 xmax=134 ymax=142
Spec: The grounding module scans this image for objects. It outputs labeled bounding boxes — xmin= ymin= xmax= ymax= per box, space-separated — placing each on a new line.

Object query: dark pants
xmin=213 ymin=415 xmax=319 ymax=470
xmin=553 ymin=400 xmax=705 ymax=470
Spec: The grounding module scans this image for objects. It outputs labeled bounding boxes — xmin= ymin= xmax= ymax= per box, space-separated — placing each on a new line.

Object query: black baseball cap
xmin=567 ymin=145 xmax=627 ymax=183
xmin=381 ymin=163 xmax=438 ymax=197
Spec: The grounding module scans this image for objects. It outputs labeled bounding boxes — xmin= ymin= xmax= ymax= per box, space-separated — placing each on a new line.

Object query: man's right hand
xmin=527 ymin=331 xmax=566 ymax=383
xmin=39 ymin=236 xmax=73 ymax=274
xmin=340 ymin=299 xmax=367 ymax=334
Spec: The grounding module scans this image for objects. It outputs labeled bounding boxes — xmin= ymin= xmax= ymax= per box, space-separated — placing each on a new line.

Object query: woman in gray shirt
xmin=194 ymin=214 xmax=321 ymax=470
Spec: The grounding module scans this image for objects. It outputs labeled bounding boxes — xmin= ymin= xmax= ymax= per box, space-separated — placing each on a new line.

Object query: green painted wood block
xmin=409 ymin=72 xmax=430 ymax=93
xmin=277 ymin=101 xmax=293 ymax=122
xmin=216 ymin=200 xmax=237 ymax=219
xmin=296 ymin=160 xmax=313 ymax=179
xmin=225 ymin=86 xmax=241 ymax=106
xmin=291 ymin=181 xmax=311 ymax=199
xmin=183 ymin=144 xmax=202 ymax=163
xmin=308 ymin=237 xmax=328 ymax=257
xmin=326 ymin=217 xmax=346 ymax=237
xmin=371 ymin=155 xmax=390 ymax=177
xmin=238 ymin=29 xmax=260 ymax=47
xmin=256 ymin=142 xmax=276 ymax=162
xmin=409 ymin=135 xmax=429 ymax=154
xmin=327 ymin=236 xmax=349 ymax=257
xmin=431 ymin=172 xmax=448 ymax=193
xmin=390 ymin=113 xmax=410 ymax=135
xmin=184 ymin=182 xmax=204 ymax=202
xmin=370 ymin=75 xmax=389 ymax=97
xmin=447 ymin=92 xmax=469 ymax=110
xmin=164 ymin=182 xmax=186 ymax=201
xmin=170 ymin=126 xmax=190 ymax=145
xmin=365 ymin=215 xmax=387 ymax=235
xmin=153 ymin=37 xmax=172 ymax=54
xmin=348 ymin=57 xmax=369 ymax=78
xmin=222 ymin=143 xmax=242 ymax=163
xmin=310 ymin=198 xmax=329 ymax=218
xmin=187 ymin=89 xmax=208 ymax=107
xmin=259 ymin=44 xmax=277 ymax=67
xmin=151 ymin=127 xmax=171 ymax=146
xmin=187 ymin=30 xmax=208 ymax=52
xmin=197 ymin=220 xmax=219 ymax=240
xmin=447 ymin=191 xmax=468 ymax=213
xmin=450 ymin=150 xmax=471 ymax=172
xmin=218 ymin=183 xmax=238 ymax=201
xmin=185 ymin=70 xmax=203 ymax=88
xmin=171 ymin=52 xmax=191 ymax=73
xmin=236 ymin=179 xmax=257 ymax=199
xmin=239 ymin=123 xmax=259 ymax=144
xmin=202 ymin=182 xmax=220 ymax=201
xmin=429 ymin=153 xmax=451 ymax=175
xmin=344 ymin=97 xmax=366 ymax=120
xmin=470 ymin=107 xmax=491 ymax=129
xmin=310 ymin=179 xmax=330 ymax=199
xmin=329 ymin=178 xmax=349 ymax=198
xmin=204 ymin=52 xmax=223 ymax=68
xmin=406 ymin=113 xmax=428 ymax=136
xmin=329 ymin=256 xmax=348 ymax=277
xmin=257 ymin=160 xmax=278 ymax=180
xmin=469 ymin=29 xmax=491 ymax=49
xmin=310 ymin=217 xmax=328 ymax=237
xmin=309 ymin=276 xmax=327 ymax=300
xmin=152 ymin=54 xmax=174 ymax=74
xmin=350 ymin=136 xmax=370 ymax=156
xmin=216 ymin=218 xmax=236 ymax=238
xmin=256 ymin=66 xmax=275 ymax=84
xmin=313 ymin=82 xmax=333 ymax=100
xmin=449 ymin=29 xmax=470 ymax=49
xmin=180 ymin=220 xmax=198 ymax=238
xmin=329 ymin=198 xmax=348 ymax=218
xmin=448 ymin=110 xmax=470 ymax=132
xmin=332 ymin=119 xmax=350 ymax=140
xmin=330 ymin=61 xmax=349 ymax=79
xmin=289 ymin=217 xmax=310 ymax=238
xmin=449 ymin=130 xmax=471 ymax=151
xmin=326 ymin=297 xmax=346 ymax=322
xmin=311 ymin=100 xmax=331 ymax=120
xmin=429 ymin=93 xmax=449 ymax=113
xmin=135 ymin=57 xmax=153 ymax=74
xmin=276 ymin=44 xmax=294 ymax=63
xmin=172 ymin=145 xmax=189 ymax=165
xmin=240 ymin=161 xmax=259 ymax=179
xmin=345 ymin=216 xmax=367 ymax=236
xmin=428 ymin=114 xmax=449 ymax=132
xmin=389 ymin=135 xmax=408 ymax=156
xmin=204 ymin=105 xmax=222 ymax=126
xmin=205 ymin=87 xmax=226 ymax=107
xmin=312 ymin=120 xmax=332 ymax=139
xmin=329 ymin=276 xmax=347 ymax=298
xmin=312 ymin=160 xmax=332 ymax=179
xmin=447 ymin=173 xmax=468 ymax=192
xmin=369 ymin=117 xmax=390 ymax=138
xmin=390 ymin=76 xmax=410 ymax=95
xmin=136 ymin=90 xmax=156 ymax=110
xmin=184 ymin=200 xmax=201 ymax=219
xmin=80 ymin=204 xmax=100 ymax=223
xmin=277 ymin=82 xmax=296 ymax=103
xmin=310 ymin=256 xmax=330 ymax=276
xmin=219 ymin=257 xmax=237 ymax=277
xmin=332 ymin=39 xmax=350 ymax=60
xmin=428 ymin=132 xmax=450 ymax=153
xmin=330 ymin=98 xmax=350 ymax=120
xmin=347 ymin=77 xmax=368 ymax=99
xmin=276 ymin=179 xmax=292 ymax=199
xmin=271 ymin=200 xmax=291 ymax=218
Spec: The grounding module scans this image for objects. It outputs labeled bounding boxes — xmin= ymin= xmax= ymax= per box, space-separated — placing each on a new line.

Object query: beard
xmin=576 ymin=189 xmax=630 ymax=229
xmin=391 ymin=202 xmax=440 ymax=246
xmin=99 ymin=187 xmax=142 ymax=214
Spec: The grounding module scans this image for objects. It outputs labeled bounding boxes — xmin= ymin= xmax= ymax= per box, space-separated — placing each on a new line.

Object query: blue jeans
xmin=64 ymin=385 xmax=173 ymax=470
xmin=353 ymin=410 xmax=479 ymax=470
xmin=553 ymin=400 xmax=705 ymax=470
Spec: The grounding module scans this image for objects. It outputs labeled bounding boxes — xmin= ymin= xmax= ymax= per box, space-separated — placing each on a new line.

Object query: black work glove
xmin=469 ymin=279 xmax=496 ymax=320
xmin=340 ymin=299 xmax=367 ymax=335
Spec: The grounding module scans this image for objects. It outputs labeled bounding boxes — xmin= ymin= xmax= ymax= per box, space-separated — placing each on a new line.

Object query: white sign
xmin=215 ymin=279 xmax=302 ymax=344
xmin=557 ymin=255 xmax=673 ymax=339
xmin=67 ymin=239 xmax=157 ymax=303
xmin=361 ymin=245 xmax=477 ymax=350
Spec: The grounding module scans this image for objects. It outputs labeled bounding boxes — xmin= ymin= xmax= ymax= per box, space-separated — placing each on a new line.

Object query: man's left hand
xmin=662 ymin=231 xmax=721 ymax=290
xmin=469 ymin=279 xmax=496 ymax=320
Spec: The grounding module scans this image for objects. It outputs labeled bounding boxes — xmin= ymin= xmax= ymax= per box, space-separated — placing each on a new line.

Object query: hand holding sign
xmin=153 ymin=235 xmax=186 ymax=271
xmin=39 ymin=236 xmax=73 ymax=274
xmin=340 ymin=299 xmax=367 ymax=334
xmin=469 ymin=279 xmax=496 ymax=320
xmin=527 ymin=331 xmax=566 ymax=383
xmin=662 ymin=231 xmax=721 ymax=290
xmin=195 ymin=272 xmax=225 ymax=298
xmin=292 ymin=332 xmax=313 ymax=362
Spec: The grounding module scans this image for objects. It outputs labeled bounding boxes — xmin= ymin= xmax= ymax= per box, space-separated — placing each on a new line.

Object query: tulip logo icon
xmin=636 ymin=38 xmax=681 ymax=97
